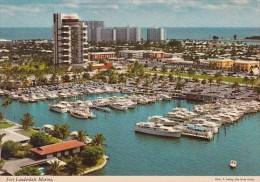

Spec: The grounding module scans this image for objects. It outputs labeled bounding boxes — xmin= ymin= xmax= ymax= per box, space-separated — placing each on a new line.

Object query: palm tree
xmin=90 ymin=133 xmax=106 ymax=147
xmin=45 ymin=160 xmax=64 ymax=176
xmin=249 ymin=77 xmax=255 ymax=88
xmin=1 ymin=96 xmax=12 ymax=109
xmin=208 ymin=77 xmax=214 ymax=87
xmin=72 ymin=130 xmax=88 ymax=143
xmin=20 ymin=112 xmax=35 ymax=131
xmin=65 ymin=155 xmax=85 ymax=175
xmin=0 ymin=112 xmax=4 ymax=121
xmin=242 ymin=76 xmax=249 ymax=86
xmin=0 ymin=133 xmax=6 ymax=160
xmin=216 ymin=77 xmax=223 ymax=92
xmin=232 ymin=82 xmax=240 ymax=91
xmin=0 ymin=159 xmax=5 ymax=171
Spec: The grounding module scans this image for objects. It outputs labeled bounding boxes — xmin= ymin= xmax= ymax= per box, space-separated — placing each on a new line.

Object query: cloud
xmin=231 ymin=0 xmax=249 ymax=5
xmin=59 ymin=3 xmax=79 ymax=9
xmin=2 ymin=5 xmax=46 ymax=13
xmin=104 ymin=4 xmax=119 ymax=9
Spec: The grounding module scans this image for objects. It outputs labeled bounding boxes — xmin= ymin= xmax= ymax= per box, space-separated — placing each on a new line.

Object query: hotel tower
xmin=53 ymin=13 xmax=88 ymax=65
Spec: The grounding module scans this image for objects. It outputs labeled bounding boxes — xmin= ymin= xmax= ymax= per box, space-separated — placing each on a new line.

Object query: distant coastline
xmin=0 ymin=27 xmax=259 ymax=41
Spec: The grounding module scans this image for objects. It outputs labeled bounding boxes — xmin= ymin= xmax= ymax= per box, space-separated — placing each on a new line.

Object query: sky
xmin=0 ymin=0 xmax=259 ymax=27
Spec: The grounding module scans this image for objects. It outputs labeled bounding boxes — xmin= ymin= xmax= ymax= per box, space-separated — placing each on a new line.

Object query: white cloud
xmin=59 ymin=3 xmax=79 ymax=9
xmin=104 ymin=4 xmax=119 ymax=9
xmin=231 ymin=0 xmax=249 ymax=5
xmin=2 ymin=5 xmax=46 ymax=13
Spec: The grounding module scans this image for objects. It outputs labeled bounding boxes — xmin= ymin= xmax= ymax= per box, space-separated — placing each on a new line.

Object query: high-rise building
xmin=85 ymin=21 xmax=104 ymax=42
xmin=101 ymin=28 xmax=116 ymax=42
xmin=53 ymin=13 xmax=88 ymax=65
xmin=147 ymin=27 xmax=166 ymax=41
xmin=114 ymin=27 xmax=141 ymax=42
xmin=85 ymin=21 xmax=104 ymax=29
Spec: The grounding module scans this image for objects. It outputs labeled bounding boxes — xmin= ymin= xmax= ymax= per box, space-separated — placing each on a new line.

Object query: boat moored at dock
xmin=135 ymin=122 xmax=182 ymax=138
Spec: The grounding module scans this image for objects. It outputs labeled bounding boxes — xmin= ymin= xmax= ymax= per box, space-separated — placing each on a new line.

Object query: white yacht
xmin=147 ymin=116 xmax=177 ymax=126
xmin=49 ymin=104 xmax=68 ymax=113
xmin=110 ymin=102 xmax=128 ymax=111
xmin=135 ymin=122 xmax=182 ymax=138
xmin=69 ymin=109 xmax=95 ymax=119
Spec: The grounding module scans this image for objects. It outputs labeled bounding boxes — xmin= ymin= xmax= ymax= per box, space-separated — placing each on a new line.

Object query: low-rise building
xmin=119 ymin=50 xmax=165 ymax=59
xmin=30 ymin=140 xmax=86 ymax=159
xmin=92 ymin=62 xmax=113 ymax=70
xmin=208 ymin=59 xmax=234 ymax=69
xmin=234 ymin=60 xmax=259 ymax=72
xmin=88 ymin=52 xmax=116 ymax=61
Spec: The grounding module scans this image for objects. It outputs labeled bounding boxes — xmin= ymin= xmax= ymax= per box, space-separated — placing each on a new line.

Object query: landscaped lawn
xmin=145 ymin=70 xmax=259 ymax=85
xmin=0 ymin=121 xmax=15 ymax=129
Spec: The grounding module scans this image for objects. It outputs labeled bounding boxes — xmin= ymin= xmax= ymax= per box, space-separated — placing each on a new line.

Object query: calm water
xmin=0 ymin=27 xmax=259 ymax=41
xmin=1 ymin=94 xmax=260 ymax=176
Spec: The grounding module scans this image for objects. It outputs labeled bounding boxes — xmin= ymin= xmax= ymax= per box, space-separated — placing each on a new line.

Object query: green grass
xmin=145 ymin=70 xmax=259 ymax=85
xmin=0 ymin=121 xmax=15 ymax=129
xmin=16 ymin=128 xmax=62 ymax=143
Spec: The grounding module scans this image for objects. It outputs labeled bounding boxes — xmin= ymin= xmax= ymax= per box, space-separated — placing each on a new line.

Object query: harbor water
xmin=1 ymin=94 xmax=260 ymax=176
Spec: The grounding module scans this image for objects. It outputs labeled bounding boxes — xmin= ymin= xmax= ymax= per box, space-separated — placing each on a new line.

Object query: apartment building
xmin=147 ymin=28 xmax=166 ymax=41
xmin=53 ymin=13 xmax=88 ymax=65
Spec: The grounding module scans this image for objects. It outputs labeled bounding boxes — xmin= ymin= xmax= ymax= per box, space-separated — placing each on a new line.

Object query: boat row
xmin=134 ymin=100 xmax=260 ymax=140
xmin=135 ymin=116 xmax=213 ymax=140
xmin=2 ymin=81 xmax=121 ymax=103
xmin=49 ymin=102 xmax=95 ymax=119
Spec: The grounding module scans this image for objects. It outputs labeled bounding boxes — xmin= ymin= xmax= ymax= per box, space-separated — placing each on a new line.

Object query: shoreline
xmin=82 ymin=155 xmax=109 ymax=175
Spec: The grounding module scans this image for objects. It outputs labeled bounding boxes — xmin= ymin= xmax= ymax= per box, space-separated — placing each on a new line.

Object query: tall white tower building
xmin=53 ymin=13 xmax=88 ymax=65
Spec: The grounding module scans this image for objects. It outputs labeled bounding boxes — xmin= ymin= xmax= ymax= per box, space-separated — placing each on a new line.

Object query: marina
xmin=1 ymin=95 xmax=259 ymax=175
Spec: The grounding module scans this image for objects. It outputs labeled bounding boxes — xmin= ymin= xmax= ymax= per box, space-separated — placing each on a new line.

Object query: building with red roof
xmin=30 ymin=140 xmax=86 ymax=159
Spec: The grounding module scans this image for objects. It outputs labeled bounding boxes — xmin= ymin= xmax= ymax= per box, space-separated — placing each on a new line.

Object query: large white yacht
xmin=135 ymin=122 xmax=182 ymax=138
xmin=49 ymin=104 xmax=68 ymax=113
xmin=147 ymin=116 xmax=178 ymax=126
xmin=69 ymin=109 xmax=95 ymax=119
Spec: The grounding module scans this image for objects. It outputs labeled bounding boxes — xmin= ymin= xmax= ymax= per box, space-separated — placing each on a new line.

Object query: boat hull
xmin=135 ymin=127 xmax=181 ymax=138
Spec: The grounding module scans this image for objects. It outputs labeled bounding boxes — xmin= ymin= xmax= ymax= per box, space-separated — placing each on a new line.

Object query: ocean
xmin=1 ymin=94 xmax=260 ymax=176
xmin=0 ymin=27 xmax=259 ymax=41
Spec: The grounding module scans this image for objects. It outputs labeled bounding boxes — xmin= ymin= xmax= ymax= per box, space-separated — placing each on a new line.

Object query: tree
xmin=1 ymin=97 xmax=12 ymax=109
xmin=51 ymin=124 xmax=70 ymax=140
xmin=82 ymin=72 xmax=90 ymax=80
xmin=15 ymin=167 xmax=41 ymax=176
xmin=212 ymin=35 xmax=219 ymax=41
xmin=90 ymin=133 xmax=106 ymax=147
xmin=232 ymin=82 xmax=240 ymax=91
xmin=20 ymin=112 xmax=35 ymax=131
xmin=0 ymin=159 xmax=5 ymax=171
xmin=45 ymin=160 xmax=64 ymax=176
xmin=65 ymin=155 xmax=85 ymax=175
xmin=161 ymin=65 xmax=168 ymax=73
xmin=187 ymin=68 xmax=195 ymax=79
xmin=30 ymin=132 xmax=52 ymax=147
xmin=62 ymin=74 xmax=70 ymax=82
xmin=2 ymin=140 xmax=20 ymax=159
xmin=0 ymin=112 xmax=4 ymax=121
xmin=81 ymin=146 xmax=104 ymax=166
xmin=71 ymin=130 xmax=88 ymax=143
xmin=249 ymin=77 xmax=255 ymax=88
xmin=0 ymin=133 xmax=6 ymax=160
xmin=208 ymin=77 xmax=214 ymax=87
xmin=242 ymin=76 xmax=249 ymax=86
xmin=201 ymin=79 xmax=207 ymax=84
